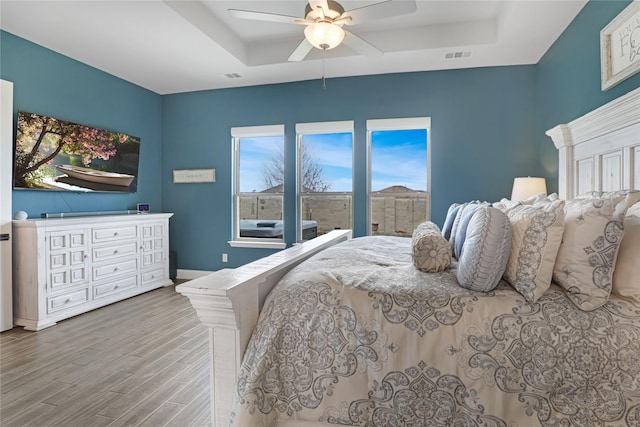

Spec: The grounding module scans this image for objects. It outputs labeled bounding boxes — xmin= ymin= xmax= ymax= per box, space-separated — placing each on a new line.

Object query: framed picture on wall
xmin=600 ymin=0 xmax=640 ymax=91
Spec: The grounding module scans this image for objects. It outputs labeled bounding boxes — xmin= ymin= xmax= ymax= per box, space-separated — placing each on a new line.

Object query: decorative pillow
xmin=412 ymin=221 xmax=452 ymax=273
xmin=492 ymin=198 xmax=520 ymax=213
xmin=441 ymin=203 xmax=460 ymax=241
xmin=493 ymin=193 xmax=559 ymax=214
xmin=502 ymin=199 xmax=565 ymax=303
xmin=612 ymin=202 xmax=640 ymax=305
xmin=449 ymin=201 xmax=488 ymax=251
xmin=453 ymin=203 xmax=486 ymax=259
xmin=448 ymin=202 xmax=469 ymax=249
xmin=457 ymin=206 xmax=512 ymax=292
xmin=553 ymin=190 xmax=640 ymax=311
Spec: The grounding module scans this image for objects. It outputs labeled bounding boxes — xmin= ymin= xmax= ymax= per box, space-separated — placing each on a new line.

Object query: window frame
xmin=295 ymin=120 xmax=355 ymax=242
xmin=366 ymin=117 xmax=431 ymax=236
xmin=229 ymin=124 xmax=286 ymax=249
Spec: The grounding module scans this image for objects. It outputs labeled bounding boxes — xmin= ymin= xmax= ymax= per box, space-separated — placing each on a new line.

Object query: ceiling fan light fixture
xmin=304 ymin=22 xmax=345 ymax=50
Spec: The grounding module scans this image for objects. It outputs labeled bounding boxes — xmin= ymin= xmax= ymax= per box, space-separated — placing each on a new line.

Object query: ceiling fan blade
xmin=288 ymin=39 xmax=314 ymax=62
xmin=228 ymin=9 xmax=305 ymax=25
xmin=342 ymin=30 xmax=383 ymax=57
xmin=342 ymin=0 xmax=417 ymax=25
xmin=308 ymin=0 xmax=330 ymax=16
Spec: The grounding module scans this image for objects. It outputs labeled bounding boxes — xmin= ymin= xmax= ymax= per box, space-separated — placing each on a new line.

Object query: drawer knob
xmin=114 ymin=249 xmax=118 ymax=254
xmin=114 ymin=267 xmax=119 ymax=271
xmin=114 ymin=232 xmax=119 ymax=236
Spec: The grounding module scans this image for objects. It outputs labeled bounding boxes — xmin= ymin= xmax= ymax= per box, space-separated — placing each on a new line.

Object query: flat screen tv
xmin=14 ymin=111 xmax=140 ymax=193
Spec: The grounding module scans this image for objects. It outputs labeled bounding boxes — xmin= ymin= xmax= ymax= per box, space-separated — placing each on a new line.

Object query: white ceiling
xmin=0 ymin=0 xmax=587 ymax=95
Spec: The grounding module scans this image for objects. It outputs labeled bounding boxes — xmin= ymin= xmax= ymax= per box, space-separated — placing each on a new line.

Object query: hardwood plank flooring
xmin=0 ymin=284 xmax=211 ymax=427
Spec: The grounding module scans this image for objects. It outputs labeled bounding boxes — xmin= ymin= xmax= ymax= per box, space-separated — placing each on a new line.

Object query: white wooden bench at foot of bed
xmin=175 ymin=229 xmax=352 ymax=427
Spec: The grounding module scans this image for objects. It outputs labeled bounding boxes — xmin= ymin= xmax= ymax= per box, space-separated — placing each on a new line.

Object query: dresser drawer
xmin=92 ymin=225 xmax=137 ymax=243
xmin=141 ymin=267 xmax=166 ymax=285
xmin=94 ymin=276 xmax=138 ymax=299
xmin=92 ymin=258 xmax=138 ymax=281
xmin=141 ymin=223 xmax=164 ymax=238
xmin=49 ymin=266 xmax=88 ymax=291
xmin=50 ymin=249 xmax=87 ymax=270
xmin=47 ymin=288 xmax=89 ymax=314
xmin=48 ymin=230 xmax=87 ymax=251
xmin=92 ymin=241 xmax=138 ymax=262
xmin=141 ymin=251 xmax=165 ymax=268
xmin=141 ymin=238 xmax=164 ymax=252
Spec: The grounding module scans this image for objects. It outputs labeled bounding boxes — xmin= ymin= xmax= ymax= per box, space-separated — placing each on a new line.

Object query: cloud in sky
xmin=371 ymin=129 xmax=427 ymax=191
xmin=239 ymin=136 xmax=283 ymax=192
xmin=238 ymin=129 xmax=427 ymax=193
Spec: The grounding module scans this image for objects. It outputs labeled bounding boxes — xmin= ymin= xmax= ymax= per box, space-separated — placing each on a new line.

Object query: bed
xmin=176 ymin=87 xmax=640 ymax=426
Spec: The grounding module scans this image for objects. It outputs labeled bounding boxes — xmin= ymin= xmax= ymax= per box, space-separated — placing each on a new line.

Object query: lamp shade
xmin=511 ymin=177 xmax=547 ymax=201
xmin=304 ymin=22 xmax=345 ymax=50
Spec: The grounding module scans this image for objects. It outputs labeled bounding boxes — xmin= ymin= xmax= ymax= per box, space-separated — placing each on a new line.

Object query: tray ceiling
xmin=0 ymin=1 xmax=587 ymax=94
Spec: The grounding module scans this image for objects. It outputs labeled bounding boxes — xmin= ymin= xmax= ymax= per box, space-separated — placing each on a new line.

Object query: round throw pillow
xmin=453 ymin=203 xmax=485 ymax=259
xmin=457 ymin=206 xmax=511 ymax=292
xmin=412 ymin=221 xmax=452 ymax=273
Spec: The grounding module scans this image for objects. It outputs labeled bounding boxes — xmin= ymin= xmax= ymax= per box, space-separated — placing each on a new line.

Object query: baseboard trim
xmin=177 ymin=269 xmax=213 ymax=280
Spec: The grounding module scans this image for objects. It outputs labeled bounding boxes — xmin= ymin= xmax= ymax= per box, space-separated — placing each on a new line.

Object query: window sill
xmin=228 ymin=240 xmax=287 ymax=249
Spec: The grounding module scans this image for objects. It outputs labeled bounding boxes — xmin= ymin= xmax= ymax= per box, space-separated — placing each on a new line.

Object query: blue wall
xmin=163 ymin=67 xmax=538 ymax=269
xmin=536 ymin=0 xmax=640 ymax=189
xmin=1 ymin=31 xmax=163 ymax=217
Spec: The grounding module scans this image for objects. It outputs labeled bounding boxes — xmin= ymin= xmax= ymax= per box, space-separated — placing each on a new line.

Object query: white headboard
xmin=546 ymin=87 xmax=640 ymax=200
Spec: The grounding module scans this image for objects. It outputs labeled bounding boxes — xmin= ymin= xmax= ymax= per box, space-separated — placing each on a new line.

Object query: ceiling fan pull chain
xmin=322 ymin=48 xmax=327 ymax=90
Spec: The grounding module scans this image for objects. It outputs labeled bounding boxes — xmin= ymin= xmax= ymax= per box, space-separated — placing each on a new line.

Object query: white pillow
xmin=553 ymin=191 xmax=640 ymax=311
xmin=502 ymin=199 xmax=565 ymax=303
xmin=493 ymin=198 xmax=520 ymax=213
xmin=457 ymin=206 xmax=511 ymax=292
xmin=612 ymin=202 xmax=640 ymax=305
xmin=412 ymin=221 xmax=452 ymax=273
xmin=493 ymin=193 xmax=559 ymax=214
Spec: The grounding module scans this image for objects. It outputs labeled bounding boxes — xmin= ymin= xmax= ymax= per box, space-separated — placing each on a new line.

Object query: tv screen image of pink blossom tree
xmin=14 ymin=111 xmax=140 ymax=193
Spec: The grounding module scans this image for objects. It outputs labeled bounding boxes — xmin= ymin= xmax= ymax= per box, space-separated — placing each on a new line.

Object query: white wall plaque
xmin=600 ymin=0 xmax=640 ymax=90
xmin=173 ymin=169 xmax=216 ymax=183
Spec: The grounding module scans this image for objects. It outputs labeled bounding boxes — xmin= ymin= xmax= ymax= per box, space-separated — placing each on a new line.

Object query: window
xmin=367 ymin=118 xmax=431 ymax=237
xmin=296 ymin=121 xmax=354 ymax=241
xmin=230 ymin=125 xmax=286 ymax=249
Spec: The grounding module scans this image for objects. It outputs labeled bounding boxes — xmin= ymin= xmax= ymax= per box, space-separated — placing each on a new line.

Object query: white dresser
xmin=12 ymin=213 xmax=174 ymax=331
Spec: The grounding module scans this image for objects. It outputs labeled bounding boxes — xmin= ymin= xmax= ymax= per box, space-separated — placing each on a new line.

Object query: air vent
xmin=225 ymin=73 xmax=242 ymax=79
xmin=445 ymin=51 xmax=472 ymax=59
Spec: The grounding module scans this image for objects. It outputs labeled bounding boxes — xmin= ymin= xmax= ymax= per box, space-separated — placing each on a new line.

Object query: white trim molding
xmin=546 ymin=87 xmax=640 ymax=199
xmin=296 ymin=120 xmax=354 ymax=134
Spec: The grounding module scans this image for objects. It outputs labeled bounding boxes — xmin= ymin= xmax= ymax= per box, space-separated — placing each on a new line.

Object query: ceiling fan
xmin=228 ymin=0 xmax=417 ymax=62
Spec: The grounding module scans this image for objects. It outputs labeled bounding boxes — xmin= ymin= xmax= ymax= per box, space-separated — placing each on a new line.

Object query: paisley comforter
xmin=231 ymin=236 xmax=640 ymax=427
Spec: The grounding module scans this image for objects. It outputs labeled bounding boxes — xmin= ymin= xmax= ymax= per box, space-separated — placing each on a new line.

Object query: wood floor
xmin=0 ymin=284 xmax=211 ymax=427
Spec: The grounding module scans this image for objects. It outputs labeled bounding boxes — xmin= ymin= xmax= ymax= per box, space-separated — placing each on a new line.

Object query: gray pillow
xmin=441 ymin=203 xmax=460 ymax=240
xmin=454 ymin=203 xmax=485 ymax=259
xmin=457 ymin=206 xmax=512 ymax=292
xmin=448 ymin=202 xmax=470 ymax=249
